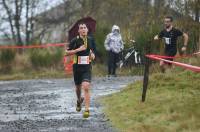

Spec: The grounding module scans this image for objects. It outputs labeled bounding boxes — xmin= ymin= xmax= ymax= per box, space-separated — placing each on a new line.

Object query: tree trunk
xmin=194 ymin=5 xmax=199 ymax=22
xmin=25 ymin=0 xmax=30 ymax=45
xmin=2 ymin=0 xmax=16 ymax=43
xmin=154 ymin=0 xmax=160 ymax=16
xmin=184 ymin=0 xmax=189 ymax=16
xmin=198 ymin=34 xmax=200 ymax=51
xmin=14 ymin=0 xmax=23 ymax=47
xmin=144 ymin=0 xmax=150 ymax=25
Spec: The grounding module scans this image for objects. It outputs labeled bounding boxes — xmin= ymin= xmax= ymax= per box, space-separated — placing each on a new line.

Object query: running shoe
xmin=83 ymin=110 xmax=90 ymax=118
xmin=76 ymin=97 xmax=84 ymax=112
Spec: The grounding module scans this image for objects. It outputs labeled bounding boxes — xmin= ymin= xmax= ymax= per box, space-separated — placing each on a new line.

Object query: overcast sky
xmin=0 ymin=0 xmax=65 ymax=36
xmin=38 ymin=0 xmax=64 ymax=13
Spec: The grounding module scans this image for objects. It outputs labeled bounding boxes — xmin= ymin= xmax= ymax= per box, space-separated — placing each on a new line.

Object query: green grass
xmin=0 ymin=63 xmax=143 ymax=80
xmin=92 ymin=63 xmax=144 ymax=77
xmin=101 ymin=69 xmax=200 ymax=132
xmin=0 ymin=68 xmax=69 ymax=81
xmin=0 ymin=47 xmax=144 ymax=80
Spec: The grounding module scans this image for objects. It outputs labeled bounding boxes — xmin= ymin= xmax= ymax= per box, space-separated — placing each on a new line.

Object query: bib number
xmin=78 ymin=56 xmax=90 ymax=64
xmin=164 ymin=37 xmax=171 ymax=45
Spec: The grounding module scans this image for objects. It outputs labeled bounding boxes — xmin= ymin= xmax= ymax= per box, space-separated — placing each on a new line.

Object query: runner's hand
xmin=154 ymin=35 xmax=159 ymax=40
xmin=76 ymin=45 xmax=86 ymax=52
xmin=90 ymin=52 xmax=95 ymax=60
xmin=181 ymin=46 xmax=187 ymax=52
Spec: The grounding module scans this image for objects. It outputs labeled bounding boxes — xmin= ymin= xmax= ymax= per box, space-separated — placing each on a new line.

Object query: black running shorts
xmin=164 ymin=49 xmax=177 ymax=65
xmin=73 ymin=65 xmax=91 ymax=85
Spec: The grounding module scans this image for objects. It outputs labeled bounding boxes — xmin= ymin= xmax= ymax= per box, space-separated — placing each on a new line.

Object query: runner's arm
xmin=154 ymin=35 xmax=159 ymax=40
xmin=154 ymin=30 xmax=164 ymax=40
xmin=65 ymin=45 xmax=86 ymax=56
xmin=183 ymin=33 xmax=188 ymax=47
xmin=90 ymin=50 xmax=95 ymax=60
xmin=181 ymin=33 xmax=189 ymax=52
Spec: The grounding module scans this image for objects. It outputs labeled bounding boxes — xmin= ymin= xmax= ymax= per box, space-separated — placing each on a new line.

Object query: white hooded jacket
xmin=104 ymin=25 xmax=124 ymax=53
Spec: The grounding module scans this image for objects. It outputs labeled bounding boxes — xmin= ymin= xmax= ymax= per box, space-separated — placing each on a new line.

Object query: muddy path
xmin=0 ymin=76 xmax=142 ymax=132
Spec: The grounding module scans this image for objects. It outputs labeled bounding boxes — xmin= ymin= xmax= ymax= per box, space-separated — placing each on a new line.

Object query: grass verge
xmin=101 ymin=69 xmax=200 ymax=132
xmin=0 ymin=63 xmax=143 ymax=81
xmin=0 ymin=69 xmax=69 ymax=81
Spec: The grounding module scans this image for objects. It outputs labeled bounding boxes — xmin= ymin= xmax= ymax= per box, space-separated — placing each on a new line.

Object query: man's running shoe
xmin=83 ymin=110 xmax=90 ymax=118
xmin=76 ymin=97 xmax=84 ymax=112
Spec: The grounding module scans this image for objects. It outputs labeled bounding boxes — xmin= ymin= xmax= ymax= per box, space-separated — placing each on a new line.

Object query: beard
xmin=165 ymin=25 xmax=171 ymax=29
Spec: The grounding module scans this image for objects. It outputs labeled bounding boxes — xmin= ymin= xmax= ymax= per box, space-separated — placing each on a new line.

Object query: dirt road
xmin=0 ymin=76 xmax=142 ymax=132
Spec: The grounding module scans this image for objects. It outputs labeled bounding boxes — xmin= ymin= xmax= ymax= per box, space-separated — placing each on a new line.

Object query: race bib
xmin=164 ymin=37 xmax=171 ymax=45
xmin=78 ymin=56 xmax=90 ymax=64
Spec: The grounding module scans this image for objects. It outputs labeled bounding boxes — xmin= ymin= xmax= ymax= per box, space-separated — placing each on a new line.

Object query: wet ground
xmin=0 ymin=76 xmax=142 ymax=132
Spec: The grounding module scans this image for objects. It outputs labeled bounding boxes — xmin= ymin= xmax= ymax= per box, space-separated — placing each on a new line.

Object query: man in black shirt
xmin=154 ymin=16 xmax=188 ymax=72
xmin=65 ymin=23 xmax=95 ymax=118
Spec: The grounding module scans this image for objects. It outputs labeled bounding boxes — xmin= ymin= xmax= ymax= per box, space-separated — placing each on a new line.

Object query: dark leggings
xmin=108 ymin=51 xmax=120 ymax=75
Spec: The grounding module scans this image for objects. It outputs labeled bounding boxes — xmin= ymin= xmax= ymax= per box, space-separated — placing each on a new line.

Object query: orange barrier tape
xmin=63 ymin=56 xmax=73 ymax=74
xmin=0 ymin=43 xmax=65 ymax=49
xmin=148 ymin=51 xmax=200 ymax=59
xmin=0 ymin=43 xmax=75 ymax=74
xmin=146 ymin=55 xmax=200 ymax=73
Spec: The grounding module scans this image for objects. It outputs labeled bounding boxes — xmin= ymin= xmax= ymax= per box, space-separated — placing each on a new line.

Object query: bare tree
xmin=14 ymin=0 xmax=24 ymax=46
xmin=1 ymin=0 xmax=25 ymax=46
xmin=25 ymin=0 xmax=39 ymax=45
xmin=25 ymin=0 xmax=30 ymax=45
xmin=154 ymin=0 xmax=165 ymax=17
xmin=2 ymin=0 xmax=16 ymax=43
xmin=1 ymin=0 xmax=46 ymax=46
xmin=193 ymin=0 xmax=200 ymax=22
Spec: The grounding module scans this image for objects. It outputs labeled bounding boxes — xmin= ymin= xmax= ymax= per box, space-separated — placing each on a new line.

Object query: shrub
xmin=0 ymin=49 xmax=16 ymax=73
xmin=29 ymin=48 xmax=64 ymax=69
xmin=94 ymin=23 xmax=110 ymax=62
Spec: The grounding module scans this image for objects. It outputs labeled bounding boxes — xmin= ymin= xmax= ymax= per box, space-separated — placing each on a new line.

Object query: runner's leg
xmin=82 ymin=81 xmax=90 ymax=111
xmin=73 ymin=68 xmax=83 ymax=111
xmin=75 ymin=85 xmax=82 ymax=102
xmin=160 ymin=60 xmax=165 ymax=73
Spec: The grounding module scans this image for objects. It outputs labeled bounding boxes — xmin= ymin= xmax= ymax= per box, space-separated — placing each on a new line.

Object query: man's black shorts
xmin=73 ymin=65 xmax=91 ymax=85
xmin=164 ymin=49 xmax=177 ymax=65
